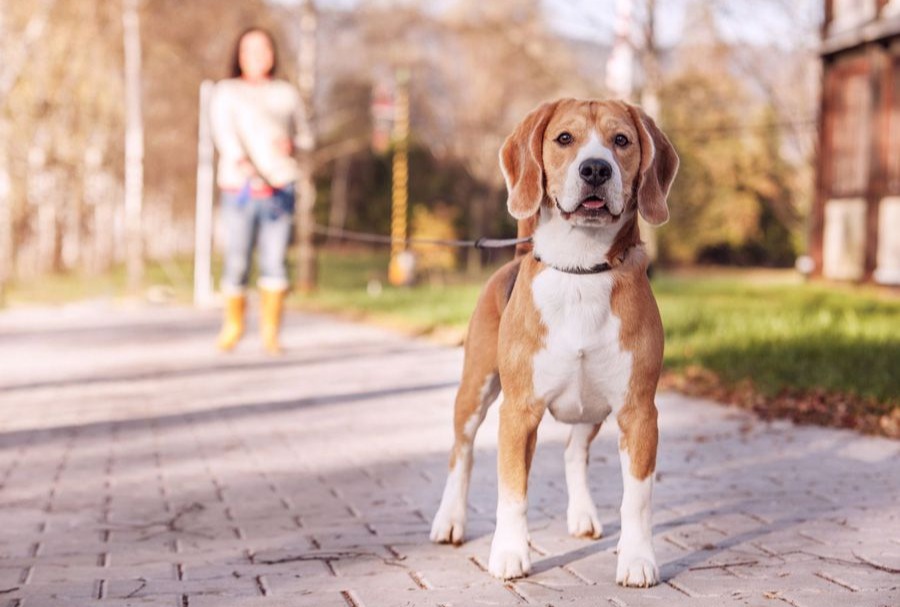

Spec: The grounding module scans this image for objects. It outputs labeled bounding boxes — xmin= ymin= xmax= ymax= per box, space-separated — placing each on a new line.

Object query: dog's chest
xmin=531 ymin=270 xmax=632 ymax=424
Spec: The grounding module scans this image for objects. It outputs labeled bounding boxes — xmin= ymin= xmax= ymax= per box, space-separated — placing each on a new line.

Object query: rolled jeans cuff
xmin=258 ymin=277 xmax=289 ymax=292
xmin=220 ymin=283 xmax=246 ymax=296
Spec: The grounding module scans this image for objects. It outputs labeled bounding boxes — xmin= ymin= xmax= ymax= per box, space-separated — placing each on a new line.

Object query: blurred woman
xmin=211 ymin=27 xmax=309 ymax=354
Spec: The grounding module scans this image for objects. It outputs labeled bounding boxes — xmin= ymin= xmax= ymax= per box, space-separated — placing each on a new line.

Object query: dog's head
xmin=499 ymin=98 xmax=678 ymax=228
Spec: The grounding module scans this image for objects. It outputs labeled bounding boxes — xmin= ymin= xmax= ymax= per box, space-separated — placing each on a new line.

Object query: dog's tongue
xmin=582 ymin=199 xmax=605 ymax=210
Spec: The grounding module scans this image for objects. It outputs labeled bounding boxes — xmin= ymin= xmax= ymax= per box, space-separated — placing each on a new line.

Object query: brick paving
xmin=0 ymin=301 xmax=898 ymax=607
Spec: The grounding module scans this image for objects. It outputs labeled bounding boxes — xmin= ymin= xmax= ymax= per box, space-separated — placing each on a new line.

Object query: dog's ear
xmin=627 ymin=104 xmax=679 ymax=226
xmin=499 ymin=100 xmax=560 ymax=220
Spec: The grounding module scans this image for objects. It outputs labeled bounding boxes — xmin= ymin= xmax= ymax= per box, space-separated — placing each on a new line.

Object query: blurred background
xmin=0 ymin=0 xmax=897 ymax=435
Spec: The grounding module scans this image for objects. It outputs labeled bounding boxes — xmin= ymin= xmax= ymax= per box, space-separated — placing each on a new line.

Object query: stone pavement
xmin=0 ymin=301 xmax=898 ymax=607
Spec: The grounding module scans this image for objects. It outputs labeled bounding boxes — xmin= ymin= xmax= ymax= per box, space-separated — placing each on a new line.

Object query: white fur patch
xmin=558 ymin=132 xmax=624 ymax=215
xmin=431 ymin=373 xmax=500 ymax=544
xmin=488 ymin=493 xmax=531 ymax=579
xmin=430 ymin=452 xmax=469 ymax=544
xmin=532 ymin=206 xmax=627 ymax=270
xmin=464 ymin=373 xmax=500 ymax=439
xmin=531 ymin=269 xmax=632 ymax=425
xmin=616 ymin=449 xmax=659 ymax=587
xmin=565 ymin=424 xmax=603 ymax=538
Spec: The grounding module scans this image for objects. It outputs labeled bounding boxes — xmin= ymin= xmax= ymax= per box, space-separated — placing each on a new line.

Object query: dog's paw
xmin=430 ymin=509 xmax=465 ymax=545
xmin=567 ymin=505 xmax=603 ymax=539
xmin=616 ymin=553 xmax=660 ymax=588
xmin=488 ymin=546 xmax=531 ymax=580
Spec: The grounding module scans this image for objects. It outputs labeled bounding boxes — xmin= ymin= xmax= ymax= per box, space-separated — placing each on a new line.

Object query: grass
xmin=6 ymin=247 xmax=898 ymax=435
xmin=3 ymin=259 xmax=195 ymax=306
xmin=294 ymin=248 xmax=488 ymax=334
xmin=654 ymin=273 xmax=900 ymax=403
xmin=294 ymin=249 xmax=900 ymax=436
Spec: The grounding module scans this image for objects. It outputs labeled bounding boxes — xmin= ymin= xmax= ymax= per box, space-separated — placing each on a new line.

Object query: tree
xmin=0 ymin=0 xmax=57 ymax=302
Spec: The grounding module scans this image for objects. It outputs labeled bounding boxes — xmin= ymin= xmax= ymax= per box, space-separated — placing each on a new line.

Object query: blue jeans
xmin=220 ymin=184 xmax=295 ymax=294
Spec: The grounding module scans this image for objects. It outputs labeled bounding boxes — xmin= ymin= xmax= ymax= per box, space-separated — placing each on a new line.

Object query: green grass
xmin=294 ymin=248 xmax=488 ymax=333
xmin=653 ymin=273 xmax=900 ymax=408
xmin=296 ymin=250 xmax=900 ymax=414
xmin=3 ymin=259 xmax=196 ymax=306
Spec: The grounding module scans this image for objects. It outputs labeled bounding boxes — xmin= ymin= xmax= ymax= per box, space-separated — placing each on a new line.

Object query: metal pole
xmin=388 ymin=67 xmax=410 ymax=286
xmin=193 ymin=80 xmax=215 ymax=307
xmin=123 ymin=0 xmax=144 ymax=295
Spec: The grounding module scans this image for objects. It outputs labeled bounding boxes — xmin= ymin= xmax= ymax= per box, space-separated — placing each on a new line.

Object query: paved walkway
xmin=0 ymin=301 xmax=897 ymax=607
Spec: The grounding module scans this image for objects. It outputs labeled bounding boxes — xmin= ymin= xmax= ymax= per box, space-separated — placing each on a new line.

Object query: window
xmin=828 ymin=67 xmax=872 ymax=197
xmin=887 ymin=56 xmax=900 ymax=194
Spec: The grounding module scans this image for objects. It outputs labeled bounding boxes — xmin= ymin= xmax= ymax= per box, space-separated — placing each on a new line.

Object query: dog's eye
xmin=614 ymin=134 xmax=630 ymax=147
xmin=555 ymin=132 xmax=574 ymax=145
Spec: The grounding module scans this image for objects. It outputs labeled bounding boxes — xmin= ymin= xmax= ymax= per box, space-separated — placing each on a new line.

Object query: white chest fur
xmin=531 ymin=269 xmax=632 ymax=424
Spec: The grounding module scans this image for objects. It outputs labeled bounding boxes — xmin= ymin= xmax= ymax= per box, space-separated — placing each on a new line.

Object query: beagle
xmin=430 ymin=99 xmax=679 ymax=587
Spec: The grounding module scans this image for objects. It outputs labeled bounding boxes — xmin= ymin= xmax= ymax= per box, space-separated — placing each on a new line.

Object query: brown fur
xmin=453 ymin=98 xmax=677 ymax=500
xmin=494 ymin=256 xmax=548 ymax=497
xmin=627 ymin=105 xmax=679 ymax=226
xmin=500 ymin=101 xmax=561 ymax=219
xmin=611 ymin=249 xmax=664 ymax=480
xmin=448 ymin=258 xmax=521 ymax=470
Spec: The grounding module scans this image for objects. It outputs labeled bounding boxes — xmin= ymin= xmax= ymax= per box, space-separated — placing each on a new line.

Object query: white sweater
xmin=210 ymin=78 xmax=311 ymax=190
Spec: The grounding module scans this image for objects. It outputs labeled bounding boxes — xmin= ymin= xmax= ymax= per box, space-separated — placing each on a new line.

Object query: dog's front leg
xmin=488 ymin=398 xmax=542 ymax=580
xmin=565 ymin=423 xmax=603 ymax=538
xmin=616 ymin=405 xmax=660 ymax=587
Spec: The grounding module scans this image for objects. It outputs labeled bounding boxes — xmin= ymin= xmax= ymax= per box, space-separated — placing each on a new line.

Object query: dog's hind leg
xmin=431 ymin=265 xmax=515 ymax=545
xmin=430 ymin=366 xmax=499 ymax=544
xmin=565 ymin=423 xmax=604 ymax=538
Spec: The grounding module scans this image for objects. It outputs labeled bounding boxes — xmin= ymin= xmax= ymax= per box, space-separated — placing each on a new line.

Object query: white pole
xmin=123 ymin=0 xmax=144 ymax=294
xmin=194 ymin=79 xmax=215 ymax=307
xmin=606 ymin=0 xmax=634 ymax=100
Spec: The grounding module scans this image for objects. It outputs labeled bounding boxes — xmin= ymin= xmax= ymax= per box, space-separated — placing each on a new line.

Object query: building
xmin=812 ymin=0 xmax=900 ymax=284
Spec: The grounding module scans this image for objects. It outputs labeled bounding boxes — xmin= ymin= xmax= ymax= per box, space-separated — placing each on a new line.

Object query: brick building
xmin=813 ymin=0 xmax=900 ymax=283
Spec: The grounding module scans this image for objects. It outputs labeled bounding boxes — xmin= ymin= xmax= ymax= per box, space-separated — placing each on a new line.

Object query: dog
xmin=429 ymin=98 xmax=679 ymax=587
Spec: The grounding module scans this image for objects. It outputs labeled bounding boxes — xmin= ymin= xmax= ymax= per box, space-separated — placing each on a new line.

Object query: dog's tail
xmin=514 ymin=215 xmax=538 ymax=258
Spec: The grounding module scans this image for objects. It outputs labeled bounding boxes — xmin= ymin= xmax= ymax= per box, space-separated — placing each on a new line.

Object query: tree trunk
xmin=295 ymin=0 xmax=318 ymax=292
xmin=123 ymin=0 xmax=145 ymax=294
xmin=327 ymin=153 xmax=351 ymax=244
xmin=466 ymin=193 xmax=485 ymax=276
xmin=639 ymin=0 xmax=660 ymax=261
xmin=0 ymin=0 xmax=56 ymax=303
xmin=0 ymin=121 xmax=11 ymax=305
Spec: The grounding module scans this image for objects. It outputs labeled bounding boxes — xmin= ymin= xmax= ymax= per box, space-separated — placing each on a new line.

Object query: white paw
xmin=488 ymin=545 xmax=531 ymax=579
xmin=567 ymin=505 xmax=603 ymax=539
xmin=430 ymin=507 xmax=466 ymax=544
xmin=616 ymin=553 xmax=660 ymax=588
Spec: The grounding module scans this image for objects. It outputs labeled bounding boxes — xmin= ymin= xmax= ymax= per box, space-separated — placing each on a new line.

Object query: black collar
xmin=532 ymin=245 xmax=632 ymax=275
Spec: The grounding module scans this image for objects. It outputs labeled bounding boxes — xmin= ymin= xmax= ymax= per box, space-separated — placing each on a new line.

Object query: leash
xmin=314 ymin=224 xmax=631 ymax=273
xmin=312 ymin=224 xmax=532 ymax=250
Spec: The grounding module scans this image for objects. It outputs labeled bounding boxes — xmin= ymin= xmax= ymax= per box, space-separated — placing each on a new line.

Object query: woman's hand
xmin=275 ymin=138 xmax=294 ymax=157
xmin=237 ymin=157 xmax=257 ymax=178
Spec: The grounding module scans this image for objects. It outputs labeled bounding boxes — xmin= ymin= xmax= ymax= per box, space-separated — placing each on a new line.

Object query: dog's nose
xmin=579 ymin=158 xmax=612 ymax=186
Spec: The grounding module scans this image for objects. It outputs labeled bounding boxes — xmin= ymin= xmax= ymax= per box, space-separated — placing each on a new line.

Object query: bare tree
xmin=0 ymin=0 xmax=57 ymax=302
xmin=295 ymin=0 xmax=318 ymax=292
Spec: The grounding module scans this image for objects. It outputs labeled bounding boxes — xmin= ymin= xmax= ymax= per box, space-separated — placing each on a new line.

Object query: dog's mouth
xmin=558 ymin=195 xmax=617 ymax=221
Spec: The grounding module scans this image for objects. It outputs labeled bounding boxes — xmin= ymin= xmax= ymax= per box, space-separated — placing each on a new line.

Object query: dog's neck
xmin=532 ymin=205 xmax=640 ymax=272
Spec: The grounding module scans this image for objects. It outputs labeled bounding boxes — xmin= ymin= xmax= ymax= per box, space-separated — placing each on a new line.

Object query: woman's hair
xmin=230 ymin=27 xmax=278 ymax=78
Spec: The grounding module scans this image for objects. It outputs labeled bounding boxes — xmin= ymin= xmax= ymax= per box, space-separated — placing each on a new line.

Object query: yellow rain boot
xmin=217 ymin=294 xmax=246 ymax=351
xmin=260 ymin=288 xmax=286 ymax=355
